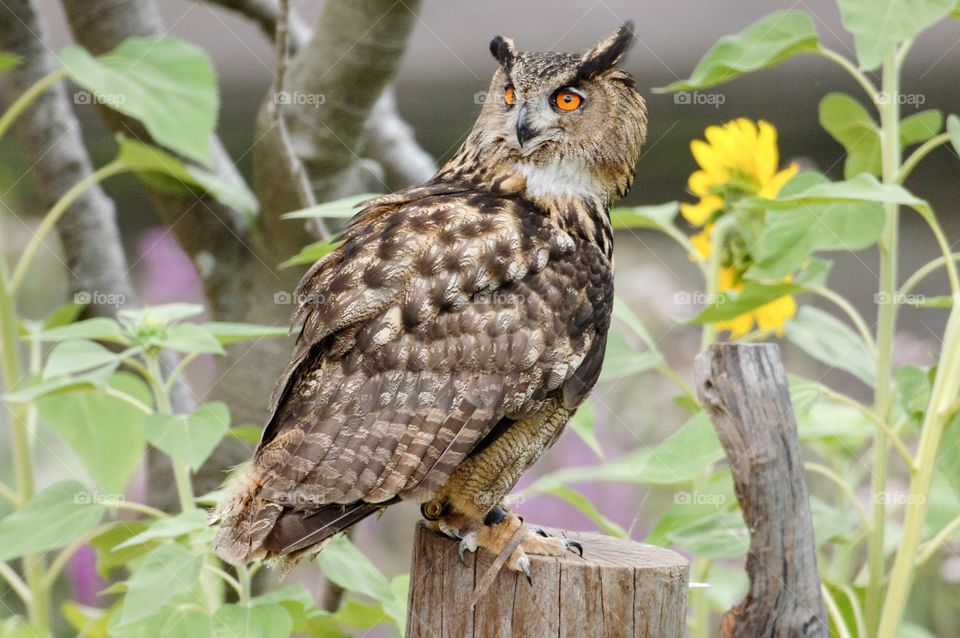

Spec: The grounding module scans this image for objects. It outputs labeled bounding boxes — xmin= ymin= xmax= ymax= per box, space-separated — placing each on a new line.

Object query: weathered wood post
xmin=694 ymin=343 xmax=828 ymax=638
xmin=406 ymin=522 xmax=688 ymax=637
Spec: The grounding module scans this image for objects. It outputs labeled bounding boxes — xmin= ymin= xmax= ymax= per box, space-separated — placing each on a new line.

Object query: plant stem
xmin=897 ymin=133 xmax=950 ymax=184
xmin=805 ymin=462 xmax=869 ymax=523
xmin=700 ymin=217 xmax=734 ymax=350
xmin=819 ymin=387 xmax=914 ymax=472
xmin=0 ymin=560 xmax=31 ymax=605
xmin=144 ymin=354 xmax=195 ymax=512
xmin=899 ymin=253 xmax=960 ymax=298
xmin=808 ymin=285 xmax=877 ymax=357
xmin=0 ymin=255 xmax=49 ymax=631
xmin=865 ymin=48 xmax=901 ymax=636
xmin=0 ymin=69 xmax=65 ymax=143
xmin=690 ymin=557 xmax=712 ymax=638
xmin=915 ymin=511 xmax=960 ymax=567
xmin=878 ymin=296 xmax=960 ymax=637
xmin=9 ymin=159 xmax=125 ymax=296
xmin=816 ymin=48 xmax=879 ymax=100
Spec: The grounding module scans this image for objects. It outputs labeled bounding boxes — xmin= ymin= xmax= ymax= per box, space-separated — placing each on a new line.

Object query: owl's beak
xmin=516 ymin=107 xmax=538 ymax=146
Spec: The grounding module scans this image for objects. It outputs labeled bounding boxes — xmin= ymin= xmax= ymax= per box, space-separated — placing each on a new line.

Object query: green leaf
xmin=3 ymin=366 xmax=116 ymax=403
xmin=279 ymin=238 xmax=341 ymax=269
xmin=819 ymin=93 xmax=881 ymax=178
xmin=119 ymin=302 xmax=204 ymax=325
xmin=609 ymin=202 xmax=679 ymax=230
xmin=528 ymin=412 xmax=724 ymax=489
xmin=837 ymin=0 xmax=956 ymax=70
xmin=281 ymin=193 xmax=378 ymax=219
xmin=199 ymin=321 xmax=289 ymax=345
xmin=115 ymin=137 xmax=257 ymax=217
xmin=215 ymin=603 xmax=293 ymax=638
xmin=43 ymin=301 xmax=87 ymax=329
xmin=810 ymin=496 xmax=856 ymax=547
xmin=900 ymin=109 xmax=943 ymax=146
xmin=569 ymin=401 xmax=603 ymax=459
xmin=751 ymin=172 xmax=928 ymax=210
xmin=688 ymin=281 xmax=801 ymax=323
xmin=539 ymin=486 xmax=627 ymax=537
xmin=41 ymin=340 xmax=123 ymax=380
xmin=947 ymin=114 xmax=960 ymax=156
xmin=30 ymin=317 xmax=127 ymax=344
xmin=154 ymin=323 xmax=225 ymax=355
xmin=0 ymin=481 xmax=107 ymax=561
xmin=114 ymin=509 xmax=208 ymax=549
xmin=37 ymin=372 xmax=149 ymax=494
xmin=145 ymin=402 xmax=230 ymax=468
xmin=227 ymin=424 xmax=263 ymax=444
xmin=116 ymin=543 xmax=202 ymax=626
xmin=62 ymin=601 xmax=114 ymax=638
xmin=612 ymin=296 xmax=662 ymax=356
xmin=895 ymin=364 xmax=931 ymax=423
xmin=61 ymin=37 xmax=218 ymax=164
xmin=657 ymin=11 xmax=819 ymax=92
xmin=938 ymin=413 xmax=960 ymax=496
xmin=317 ymin=535 xmax=406 ymax=631
xmin=113 ymin=608 xmax=211 ymax=638
xmin=599 ymin=328 xmax=662 ymax=381
xmin=0 ymin=52 xmax=22 ymax=74
xmin=786 ymin=306 xmax=875 ymax=386
xmin=90 ymin=522 xmax=152 ymax=577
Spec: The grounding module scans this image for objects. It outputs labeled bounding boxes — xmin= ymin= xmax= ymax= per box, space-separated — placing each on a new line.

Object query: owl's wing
xmin=253 ymin=188 xmax=611 ymax=508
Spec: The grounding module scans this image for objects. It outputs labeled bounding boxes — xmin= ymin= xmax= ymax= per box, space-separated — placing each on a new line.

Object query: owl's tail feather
xmin=212 ymin=466 xmax=399 ymax=576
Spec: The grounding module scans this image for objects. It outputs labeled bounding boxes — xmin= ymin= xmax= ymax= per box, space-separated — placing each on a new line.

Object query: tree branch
xmin=204 ymin=0 xmax=436 ymax=194
xmin=253 ymin=0 xmax=427 ymax=219
xmin=0 ymin=0 xmax=133 ymax=318
xmin=60 ymin=0 xmax=254 ymax=303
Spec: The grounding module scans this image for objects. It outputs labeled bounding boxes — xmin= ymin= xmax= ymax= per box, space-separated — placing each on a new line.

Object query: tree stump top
xmin=406 ymin=521 xmax=689 ymax=638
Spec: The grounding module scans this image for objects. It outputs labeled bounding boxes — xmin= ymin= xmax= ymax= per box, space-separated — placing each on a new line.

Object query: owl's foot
xmin=430 ymin=506 xmax=582 ymax=583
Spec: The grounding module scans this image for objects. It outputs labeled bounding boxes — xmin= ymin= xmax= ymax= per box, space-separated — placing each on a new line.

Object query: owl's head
xmin=472 ymin=22 xmax=647 ymax=201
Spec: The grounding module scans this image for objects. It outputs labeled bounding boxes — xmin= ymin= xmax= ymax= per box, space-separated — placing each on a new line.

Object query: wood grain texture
xmin=406 ymin=522 xmax=688 ymax=637
xmin=694 ymin=343 xmax=828 ymax=638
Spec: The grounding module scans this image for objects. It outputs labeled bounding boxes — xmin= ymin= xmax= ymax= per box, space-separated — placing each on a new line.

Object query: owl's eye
xmin=552 ymin=88 xmax=583 ymax=112
xmin=503 ymin=84 xmax=516 ymax=107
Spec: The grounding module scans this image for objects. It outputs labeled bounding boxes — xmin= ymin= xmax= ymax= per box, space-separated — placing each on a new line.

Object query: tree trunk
xmin=406 ymin=521 xmax=689 ymax=638
xmin=694 ymin=343 xmax=828 ymax=638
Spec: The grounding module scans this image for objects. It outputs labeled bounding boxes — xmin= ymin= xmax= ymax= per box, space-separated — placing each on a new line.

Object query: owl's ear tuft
xmin=489 ymin=35 xmax=517 ymax=69
xmin=578 ymin=21 xmax=635 ymax=79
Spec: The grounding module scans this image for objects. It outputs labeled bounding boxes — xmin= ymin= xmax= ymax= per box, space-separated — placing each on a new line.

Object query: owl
xmin=213 ymin=22 xmax=647 ymax=580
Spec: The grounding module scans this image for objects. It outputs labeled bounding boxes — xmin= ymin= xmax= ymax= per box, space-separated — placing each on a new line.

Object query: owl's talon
xmin=531 ymin=526 xmax=548 ymax=537
xmin=458 ymin=531 xmax=478 ymax=563
xmin=439 ymin=521 xmax=462 ymax=541
xmin=516 ymin=554 xmax=532 ymax=585
xmin=565 ymin=538 xmax=583 ymax=556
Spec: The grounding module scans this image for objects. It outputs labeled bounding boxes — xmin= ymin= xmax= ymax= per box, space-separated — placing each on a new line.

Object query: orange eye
xmin=553 ymin=89 xmax=582 ymax=111
xmin=503 ymin=85 xmax=515 ymax=106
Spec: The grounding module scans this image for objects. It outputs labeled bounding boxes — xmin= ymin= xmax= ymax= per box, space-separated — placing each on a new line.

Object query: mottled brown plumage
xmin=213 ymin=22 xmax=647 ymax=575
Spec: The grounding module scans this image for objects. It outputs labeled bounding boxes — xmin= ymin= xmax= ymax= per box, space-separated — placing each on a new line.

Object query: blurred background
xmin=2 ymin=0 xmax=959 ymax=632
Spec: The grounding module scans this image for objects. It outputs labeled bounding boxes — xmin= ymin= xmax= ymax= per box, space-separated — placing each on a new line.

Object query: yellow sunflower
xmin=713 ymin=268 xmax=798 ymax=338
xmin=681 ymin=119 xmax=800 ymax=337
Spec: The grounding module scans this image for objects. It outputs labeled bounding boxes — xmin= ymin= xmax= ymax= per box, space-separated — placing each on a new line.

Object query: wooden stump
xmin=406 ymin=521 xmax=688 ymax=637
xmin=695 ymin=344 xmax=828 ymax=637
